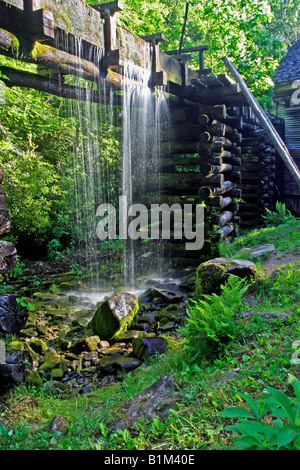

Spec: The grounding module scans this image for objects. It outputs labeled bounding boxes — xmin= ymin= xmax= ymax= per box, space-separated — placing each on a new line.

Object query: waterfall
xmin=54 ymin=31 xmax=171 ymax=291
xmin=121 ymin=55 xmax=171 ymax=286
xmin=54 ymin=31 xmax=119 ymax=288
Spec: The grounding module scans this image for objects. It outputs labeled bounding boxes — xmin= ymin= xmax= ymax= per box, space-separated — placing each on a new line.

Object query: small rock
xmin=26 ymin=370 xmax=43 ymax=387
xmin=132 ymin=336 xmax=168 ymax=361
xmin=246 ymin=244 xmax=276 ymax=259
xmin=97 ymin=355 xmax=141 ymax=375
xmin=48 ymin=415 xmax=69 ymax=434
xmin=125 ymin=374 xmax=177 ymax=420
xmin=237 ymin=310 xmax=292 ymax=322
xmin=72 ymin=335 xmax=100 ymax=354
xmin=29 ymin=338 xmax=48 ymax=355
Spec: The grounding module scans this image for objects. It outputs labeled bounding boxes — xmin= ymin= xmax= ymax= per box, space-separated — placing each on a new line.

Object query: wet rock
xmin=132 ymin=336 xmax=168 ymax=361
xmin=61 ymin=371 xmax=81 ymax=383
xmin=29 ymin=338 xmax=48 ymax=355
xmin=113 ymin=330 xmax=145 ymax=343
xmin=0 ymin=364 xmax=25 ymax=383
xmin=196 ymin=257 xmax=257 ymax=296
xmin=88 ymin=292 xmax=139 ymax=341
xmin=158 ymin=321 xmax=175 ymax=332
xmin=0 ymin=349 xmax=33 ymax=385
xmin=100 ymin=345 xmax=126 ymax=356
xmin=72 ymin=335 xmax=100 ymax=354
xmin=37 ymin=351 xmax=68 ymax=379
xmin=97 ymin=355 xmax=141 ymax=375
xmin=0 ymin=294 xmax=29 ymax=334
xmin=26 ymin=370 xmax=43 ymax=387
xmin=140 ymin=287 xmax=184 ymax=305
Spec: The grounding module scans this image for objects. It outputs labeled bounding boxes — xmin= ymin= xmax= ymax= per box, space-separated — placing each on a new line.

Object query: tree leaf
xmin=267 ymin=387 xmax=295 ymax=426
xmin=276 ymin=426 xmax=297 ymax=449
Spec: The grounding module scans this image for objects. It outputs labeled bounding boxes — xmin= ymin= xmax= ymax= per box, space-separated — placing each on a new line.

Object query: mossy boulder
xmin=72 ymin=335 xmax=100 ymax=354
xmin=88 ymin=292 xmax=139 ymax=341
xmin=196 ymin=257 xmax=257 ymax=297
xmin=37 ymin=351 xmax=68 ymax=379
xmin=29 ymin=338 xmax=48 ymax=355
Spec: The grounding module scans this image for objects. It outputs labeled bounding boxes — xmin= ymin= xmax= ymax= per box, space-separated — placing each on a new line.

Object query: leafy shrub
xmin=220 ymin=379 xmax=300 ymax=450
xmin=266 ymin=262 xmax=300 ymax=308
xmin=182 ymin=275 xmax=250 ymax=362
xmin=263 ymin=201 xmax=294 ymax=226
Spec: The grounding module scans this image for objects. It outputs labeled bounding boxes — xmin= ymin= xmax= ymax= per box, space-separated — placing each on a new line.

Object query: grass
xmin=0 ymin=215 xmax=300 ymax=450
xmin=219 ymin=217 xmax=300 ymax=258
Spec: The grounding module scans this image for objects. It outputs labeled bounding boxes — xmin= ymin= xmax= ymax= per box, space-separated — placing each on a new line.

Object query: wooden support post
xmin=92 ymin=2 xmax=124 ymax=69
xmin=141 ymin=33 xmax=167 ymax=87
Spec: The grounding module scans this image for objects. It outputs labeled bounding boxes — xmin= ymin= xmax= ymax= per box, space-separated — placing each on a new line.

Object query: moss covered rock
xmin=29 ymin=338 xmax=48 ymax=355
xmin=88 ymin=293 xmax=139 ymax=341
xmin=196 ymin=257 xmax=257 ymax=297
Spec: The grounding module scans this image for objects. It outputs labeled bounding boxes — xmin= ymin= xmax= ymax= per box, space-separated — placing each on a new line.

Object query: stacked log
xmin=0 ymin=166 xmax=17 ymax=275
xmin=228 ymin=106 xmax=276 ymax=228
xmin=145 ymin=102 xmax=243 ymax=266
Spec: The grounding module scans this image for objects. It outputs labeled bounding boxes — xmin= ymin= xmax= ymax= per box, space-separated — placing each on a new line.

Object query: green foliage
xmin=182 ymin=275 xmax=250 ymax=361
xmin=0 ymin=58 xmax=121 ymax=249
xmin=219 ymin=216 xmax=300 ymax=257
xmin=47 ymin=239 xmax=63 ymax=259
xmin=16 ymin=297 xmax=35 ymax=312
xmin=0 ymin=83 xmax=76 ymax=244
xmin=220 ymin=379 xmax=300 ymax=450
xmin=115 ymin=0 xmax=291 ymax=106
xmin=268 ymin=262 xmax=300 ymax=307
xmin=9 ymin=256 xmax=25 ymax=279
xmin=263 ymin=201 xmax=294 ymax=226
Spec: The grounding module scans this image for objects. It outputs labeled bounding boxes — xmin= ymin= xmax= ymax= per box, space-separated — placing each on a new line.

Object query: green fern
xmin=263 ymin=201 xmax=294 ymax=226
xmin=183 ymin=275 xmax=250 ymax=362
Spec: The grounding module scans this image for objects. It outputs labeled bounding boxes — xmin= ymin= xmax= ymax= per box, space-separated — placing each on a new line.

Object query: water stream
xmin=56 ymin=34 xmax=173 ymax=294
xmin=121 ymin=57 xmax=172 ymax=286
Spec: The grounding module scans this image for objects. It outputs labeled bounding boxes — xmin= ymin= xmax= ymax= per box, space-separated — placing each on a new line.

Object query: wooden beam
xmin=0 ymin=29 xmax=99 ymax=81
xmin=0 ymin=66 xmax=124 ymax=104
xmin=223 ymin=56 xmax=300 ymax=191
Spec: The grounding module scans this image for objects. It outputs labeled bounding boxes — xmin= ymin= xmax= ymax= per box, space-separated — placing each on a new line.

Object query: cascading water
xmin=54 ymin=31 xmax=120 ymax=288
xmin=121 ymin=55 xmax=172 ymax=287
xmin=54 ymin=32 xmax=171 ymax=293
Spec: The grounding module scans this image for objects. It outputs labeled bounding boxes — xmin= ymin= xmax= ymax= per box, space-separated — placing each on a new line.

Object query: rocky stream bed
xmin=0 ymin=247 xmax=275 ymax=401
xmin=0 ymin=263 xmax=196 ymax=398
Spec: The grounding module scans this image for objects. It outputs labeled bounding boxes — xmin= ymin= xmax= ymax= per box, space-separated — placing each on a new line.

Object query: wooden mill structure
xmin=0 ymin=0 xmax=298 ymax=271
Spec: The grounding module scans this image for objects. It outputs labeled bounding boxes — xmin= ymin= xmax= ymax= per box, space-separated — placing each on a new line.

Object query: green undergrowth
xmin=0 ymin=217 xmax=300 ymax=450
xmin=219 ymin=217 xmax=300 ymax=258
